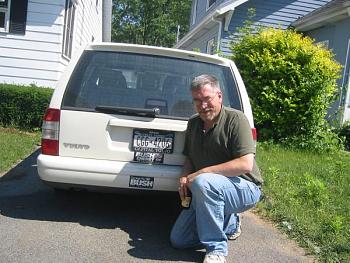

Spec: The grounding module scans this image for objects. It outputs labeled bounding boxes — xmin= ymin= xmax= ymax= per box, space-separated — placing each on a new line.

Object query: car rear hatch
xmin=55 ymin=49 xmax=243 ymax=167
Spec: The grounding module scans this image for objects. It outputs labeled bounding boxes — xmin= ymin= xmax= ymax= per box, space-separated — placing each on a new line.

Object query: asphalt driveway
xmin=0 ymin=149 xmax=315 ymax=263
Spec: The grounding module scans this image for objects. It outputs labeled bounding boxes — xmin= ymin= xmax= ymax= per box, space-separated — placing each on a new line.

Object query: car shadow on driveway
xmin=0 ymin=149 xmax=204 ymax=262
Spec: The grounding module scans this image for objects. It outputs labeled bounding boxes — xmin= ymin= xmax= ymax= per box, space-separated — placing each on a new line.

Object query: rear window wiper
xmin=95 ymin=105 xmax=160 ymax=117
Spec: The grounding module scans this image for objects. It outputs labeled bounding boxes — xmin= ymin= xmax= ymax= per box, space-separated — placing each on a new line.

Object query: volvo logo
xmin=63 ymin=143 xmax=90 ymax=150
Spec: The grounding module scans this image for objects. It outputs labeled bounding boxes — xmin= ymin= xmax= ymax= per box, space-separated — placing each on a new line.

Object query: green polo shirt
xmin=183 ymin=106 xmax=263 ymax=186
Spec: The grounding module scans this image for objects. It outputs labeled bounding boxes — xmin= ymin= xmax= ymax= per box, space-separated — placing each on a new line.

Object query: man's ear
xmin=218 ymin=92 xmax=223 ymax=100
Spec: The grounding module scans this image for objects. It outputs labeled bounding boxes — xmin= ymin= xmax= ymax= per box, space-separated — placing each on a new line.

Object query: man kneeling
xmin=170 ymin=75 xmax=263 ymax=263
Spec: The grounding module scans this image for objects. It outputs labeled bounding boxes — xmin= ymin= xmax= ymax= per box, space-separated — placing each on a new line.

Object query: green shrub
xmin=0 ymin=83 xmax=53 ymax=130
xmin=230 ymin=28 xmax=343 ymax=152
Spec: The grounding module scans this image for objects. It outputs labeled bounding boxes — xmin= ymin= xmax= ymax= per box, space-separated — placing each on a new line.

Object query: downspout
xmin=102 ymin=0 xmax=112 ymax=42
xmin=211 ymin=8 xmax=234 ymax=53
xmin=344 ymin=74 xmax=350 ymax=123
xmin=212 ymin=16 xmax=222 ymax=52
xmin=340 ymin=39 xmax=350 ymax=123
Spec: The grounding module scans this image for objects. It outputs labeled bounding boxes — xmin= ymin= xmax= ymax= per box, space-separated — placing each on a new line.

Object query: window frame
xmin=95 ymin=0 xmax=99 ymax=13
xmin=191 ymin=0 xmax=197 ymax=25
xmin=0 ymin=0 xmax=10 ymax=33
xmin=206 ymin=0 xmax=216 ymax=11
xmin=62 ymin=0 xmax=76 ymax=60
xmin=61 ymin=50 xmax=243 ymax=116
xmin=206 ymin=38 xmax=215 ymax=55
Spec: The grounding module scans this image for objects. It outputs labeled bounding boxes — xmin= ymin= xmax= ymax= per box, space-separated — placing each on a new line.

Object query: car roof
xmin=86 ymin=42 xmax=232 ymax=67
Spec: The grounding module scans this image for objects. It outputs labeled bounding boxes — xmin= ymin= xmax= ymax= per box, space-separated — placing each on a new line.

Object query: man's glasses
xmin=192 ymin=92 xmax=218 ymax=106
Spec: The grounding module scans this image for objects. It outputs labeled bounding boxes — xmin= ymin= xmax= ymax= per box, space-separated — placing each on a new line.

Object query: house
xmin=292 ymin=0 xmax=350 ymax=122
xmin=175 ymin=0 xmax=350 ymax=122
xmin=0 ymin=0 xmax=112 ymax=88
xmin=175 ymin=0 xmax=332 ymax=55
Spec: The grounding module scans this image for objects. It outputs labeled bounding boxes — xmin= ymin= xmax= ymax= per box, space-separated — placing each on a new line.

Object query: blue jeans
xmin=170 ymin=173 xmax=261 ymax=256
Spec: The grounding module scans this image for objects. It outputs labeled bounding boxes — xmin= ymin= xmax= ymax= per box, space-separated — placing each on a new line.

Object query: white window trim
xmin=343 ymin=39 xmax=350 ymax=108
xmin=206 ymin=0 xmax=216 ymax=11
xmin=192 ymin=0 xmax=197 ymax=25
xmin=62 ymin=0 xmax=76 ymax=60
xmin=95 ymin=0 xmax=99 ymax=13
xmin=339 ymin=39 xmax=350 ymax=123
xmin=0 ymin=0 xmax=11 ymax=33
xmin=206 ymin=38 xmax=215 ymax=54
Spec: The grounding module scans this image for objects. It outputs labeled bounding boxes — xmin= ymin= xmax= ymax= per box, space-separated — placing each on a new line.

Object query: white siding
xmin=0 ymin=0 xmax=103 ymax=88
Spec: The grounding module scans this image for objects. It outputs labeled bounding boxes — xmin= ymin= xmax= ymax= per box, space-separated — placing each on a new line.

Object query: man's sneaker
xmin=203 ymin=254 xmax=226 ymax=263
xmin=227 ymin=216 xmax=242 ymax=240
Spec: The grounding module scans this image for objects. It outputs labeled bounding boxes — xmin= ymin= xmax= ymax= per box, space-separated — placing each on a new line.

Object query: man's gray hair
xmin=190 ymin=74 xmax=221 ymax=92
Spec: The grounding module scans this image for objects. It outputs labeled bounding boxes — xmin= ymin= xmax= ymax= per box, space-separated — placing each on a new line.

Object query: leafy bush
xmin=230 ymin=28 xmax=343 ymax=151
xmin=0 ymin=84 xmax=53 ymax=130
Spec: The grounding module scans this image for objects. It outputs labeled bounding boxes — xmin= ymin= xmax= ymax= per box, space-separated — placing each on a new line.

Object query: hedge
xmin=0 ymin=83 xmax=53 ymax=130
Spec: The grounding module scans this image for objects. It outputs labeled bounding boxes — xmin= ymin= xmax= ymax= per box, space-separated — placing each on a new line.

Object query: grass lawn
xmin=0 ymin=127 xmax=40 ymax=174
xmin=256 ymin=142 xmax=350 ymax=263
xmin=0 ymin=127 xmax=349 ymax=262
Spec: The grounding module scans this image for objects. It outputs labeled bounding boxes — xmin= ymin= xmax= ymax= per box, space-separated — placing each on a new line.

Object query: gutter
xmin=175 ymin=0 xmax=248 ymax=49
xmin=292 ymin=1 xmax=350 ymax=31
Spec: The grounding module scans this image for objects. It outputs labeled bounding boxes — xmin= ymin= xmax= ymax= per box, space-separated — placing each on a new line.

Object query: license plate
xmin=129 ymin=176 xmax=154 ymax=189
xmin=134 ymin=151 xmax=164 ymax=164
xmin=132 ymin=129 xmax=174 ymax=154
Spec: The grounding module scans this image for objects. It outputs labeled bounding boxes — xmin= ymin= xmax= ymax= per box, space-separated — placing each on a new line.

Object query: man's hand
xmin=178 ymin=170 xmax=205 ymax=201
xmin=178 ymin=158 xmax=194 ymax=201
xmin=178 ymin=176 xmax=189 ymax=201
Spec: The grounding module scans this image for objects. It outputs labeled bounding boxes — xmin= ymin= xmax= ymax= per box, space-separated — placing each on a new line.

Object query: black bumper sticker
xmin=129 ymin=176 xmax=154 ymax=189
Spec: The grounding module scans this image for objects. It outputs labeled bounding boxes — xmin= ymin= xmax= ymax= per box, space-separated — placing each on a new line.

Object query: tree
xmin=112 ymin=0 xmax=191 ymax=47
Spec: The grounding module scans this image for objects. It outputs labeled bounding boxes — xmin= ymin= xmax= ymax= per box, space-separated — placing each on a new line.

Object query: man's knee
xmin=191 ymin=173 xmax=226 ymax=196
xmin=191 ymin=173 xmax=212 ymax=193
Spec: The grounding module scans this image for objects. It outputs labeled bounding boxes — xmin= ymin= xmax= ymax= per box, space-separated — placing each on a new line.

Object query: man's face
xmin=191 ymin=83 xmax=222 ymax=123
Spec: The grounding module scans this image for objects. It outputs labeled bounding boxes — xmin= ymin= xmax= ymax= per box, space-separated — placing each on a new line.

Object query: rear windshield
xmin=62 ymin=50 xmax=242 ymax=118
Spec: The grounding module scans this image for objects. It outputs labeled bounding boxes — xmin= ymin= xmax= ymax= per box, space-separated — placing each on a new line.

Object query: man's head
xmin=190 ymin=74 xmax=223 ymax=124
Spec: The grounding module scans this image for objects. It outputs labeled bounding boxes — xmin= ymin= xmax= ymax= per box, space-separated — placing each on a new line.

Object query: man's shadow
xmin=0 ymin=149 xmax=204 ymax=262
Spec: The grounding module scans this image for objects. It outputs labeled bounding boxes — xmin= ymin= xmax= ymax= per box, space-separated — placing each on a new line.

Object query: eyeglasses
xmin=192 ymin=92 xmax=218 ymax=106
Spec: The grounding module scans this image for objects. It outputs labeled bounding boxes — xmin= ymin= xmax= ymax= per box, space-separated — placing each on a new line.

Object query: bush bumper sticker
xmin=129 ymin=176 xmax=154 ymax=189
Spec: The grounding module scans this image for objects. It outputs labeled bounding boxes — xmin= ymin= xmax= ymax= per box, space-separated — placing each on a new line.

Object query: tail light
xmin=41 ymin=108 xmax=60 ymax=155
xmin=252 ymin=128 xmax=257 ymax=141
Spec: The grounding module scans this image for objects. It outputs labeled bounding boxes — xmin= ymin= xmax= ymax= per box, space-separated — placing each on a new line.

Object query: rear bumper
xmin=37 ymin=154 xmax=182 ymax=192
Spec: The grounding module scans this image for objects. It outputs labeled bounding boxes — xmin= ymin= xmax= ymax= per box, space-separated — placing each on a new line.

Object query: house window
xmin=206 ymin=38 xmax=215 ymax=54
xmin=0 ymin=0 xmax=10 ymax=32
xmin=0 ymin=0 xmax=28 ymax=34
xmin=206 ymin=0 xmax=216 ymax=10
xmin=62 ymin=0 xmax=76 ymax=59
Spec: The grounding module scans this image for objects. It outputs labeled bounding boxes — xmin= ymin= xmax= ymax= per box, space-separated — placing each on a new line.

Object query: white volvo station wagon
xmin=37 ymin=43 xmax=256 ymax=193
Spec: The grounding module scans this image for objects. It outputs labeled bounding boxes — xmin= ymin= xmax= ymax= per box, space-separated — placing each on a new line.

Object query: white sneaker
xmin=203 ymin=254 xmax=226 ymax=263
xmin=227 ymin=218 xmax=242 ymax=240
